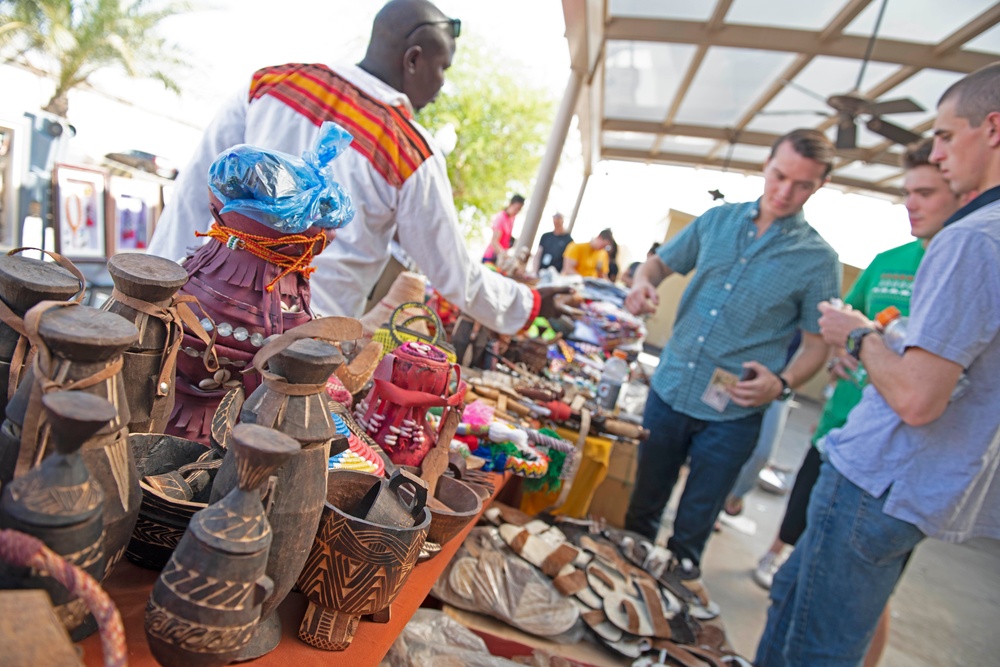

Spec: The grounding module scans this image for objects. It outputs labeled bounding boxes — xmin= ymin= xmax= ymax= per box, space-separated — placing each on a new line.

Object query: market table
xmin=80 ymin=471 xmax=508 ymax=667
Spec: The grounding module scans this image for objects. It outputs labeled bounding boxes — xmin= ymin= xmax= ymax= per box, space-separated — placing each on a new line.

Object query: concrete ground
xmin=657 ymin=397 xmax=1000 ymax=666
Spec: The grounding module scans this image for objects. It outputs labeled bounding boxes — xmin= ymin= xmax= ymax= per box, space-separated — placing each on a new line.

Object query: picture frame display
xmin=109 ymin=175 xmax=162 ymax=254
xmin=53 ymin=164 xmax=109 ymax=259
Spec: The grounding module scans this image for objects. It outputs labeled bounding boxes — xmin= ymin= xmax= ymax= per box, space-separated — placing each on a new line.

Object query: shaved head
xmin=359 ymin=0 xmax=457 ymax=111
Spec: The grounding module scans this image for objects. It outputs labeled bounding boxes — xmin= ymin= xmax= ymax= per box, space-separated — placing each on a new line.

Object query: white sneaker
xmin=752 ymin=550 xmax=787 ymax=590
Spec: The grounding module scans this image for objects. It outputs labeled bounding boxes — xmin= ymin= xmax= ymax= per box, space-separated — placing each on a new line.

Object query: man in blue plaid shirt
xmin=624 ymin=129 xmax=841 ymax=573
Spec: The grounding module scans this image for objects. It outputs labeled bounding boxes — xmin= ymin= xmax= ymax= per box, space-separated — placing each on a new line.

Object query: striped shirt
xmin=148 ymin=64 xmax=535 ymax=333
xmin=652 ymin=200 xmax=840 ymax=421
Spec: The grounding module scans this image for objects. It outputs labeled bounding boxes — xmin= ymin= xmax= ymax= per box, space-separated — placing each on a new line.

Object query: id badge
xmin=701 ymin=367 xmax=739 ymax=412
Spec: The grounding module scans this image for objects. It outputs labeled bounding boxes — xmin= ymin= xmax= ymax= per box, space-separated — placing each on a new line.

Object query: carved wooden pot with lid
xmin=0 ymin=303 xmax=140 ymax=576
xmin=209 ymin=321 xmax=354 ymax=659
xmin=0 ymin=391 xmax=116 ymax=640
xmin=145 ymin=423 xmax=298 ymax=667
xmin=0 ymin=250 xmax=83 ymax=430
xmin=102 ymin=252 xmax=194 ymax=434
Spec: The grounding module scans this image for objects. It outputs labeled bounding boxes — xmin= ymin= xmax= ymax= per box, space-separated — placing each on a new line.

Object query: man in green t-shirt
xmin=751 ymin=137 xmax=971 ymax=665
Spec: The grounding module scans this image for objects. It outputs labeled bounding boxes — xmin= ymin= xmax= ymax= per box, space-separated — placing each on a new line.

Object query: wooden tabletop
xmin=80 ymin=472 xmax=507 ymax=667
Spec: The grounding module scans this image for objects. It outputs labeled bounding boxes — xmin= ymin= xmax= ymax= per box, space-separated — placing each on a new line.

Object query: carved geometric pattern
xmin=145 ymin=597 xmax=255 ymax=654
xmin=197 ymin=505 xmax=270 ymax=543
xmin=59 ymin=534 xmax=104 ymax=572
xmin=296 ymin=512 xmax=424 ymax=615
xmin=298 ymin=604 xmax=359 ymax=651
xmin=159 ymin=559 xmax=255 ymax=611
xmin=129 ymin=516 xmax=183 ymax=550
xmin=8 ymin=475 xmax=103 ymax=516
xmin=104 ymin=434 xmax=133 ymax=512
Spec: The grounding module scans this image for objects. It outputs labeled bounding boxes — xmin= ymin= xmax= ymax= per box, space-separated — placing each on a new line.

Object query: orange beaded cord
xmin=196 ymin=221 xmax=329 ymax=292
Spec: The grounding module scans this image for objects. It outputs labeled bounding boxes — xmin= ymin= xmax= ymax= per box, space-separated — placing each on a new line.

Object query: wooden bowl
xmin=126 ymin=433 xmax=212 ymax=569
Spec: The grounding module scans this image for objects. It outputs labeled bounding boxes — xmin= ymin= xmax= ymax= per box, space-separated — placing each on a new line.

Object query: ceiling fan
xmin=766 ymin=0 xmax=925 ymax=150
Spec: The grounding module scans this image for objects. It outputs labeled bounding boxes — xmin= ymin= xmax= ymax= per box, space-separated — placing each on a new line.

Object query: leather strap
xmin=108 ymin=289 xmax=218 ymax=429
xmin=1 ymin=248 xmax=86 ymax=402
xmin=15 ymin=301 xmax=123 ymax=477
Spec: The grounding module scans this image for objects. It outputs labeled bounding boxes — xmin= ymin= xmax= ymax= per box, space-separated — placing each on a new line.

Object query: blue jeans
xmin=755 ymin=462 xmax=925 ymax=667
xmin=624 ymin=391 xmax=763 ymax=563
xmin=730 ymin=400 xmax=792 ymax=500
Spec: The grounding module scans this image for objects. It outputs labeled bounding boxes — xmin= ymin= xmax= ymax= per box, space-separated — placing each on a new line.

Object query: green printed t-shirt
xmin=813 ymin=240 xmax=926 ymax=444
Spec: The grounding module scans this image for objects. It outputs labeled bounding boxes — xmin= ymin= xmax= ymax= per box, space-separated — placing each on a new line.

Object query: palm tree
xmin=0 ymin=0 xmax=191 ymax=117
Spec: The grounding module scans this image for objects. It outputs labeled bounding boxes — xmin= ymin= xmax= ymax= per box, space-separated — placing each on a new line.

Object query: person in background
xmin=483 ymin=193 xmax=525 ymax=264
xmin=622 ymin=261 xmax=642 ymax=288
xmin=755 ymin=64 xmax=1000 ymax=667
xmin=622 ymin=129 xmax=840 ymax=579
xmin=533 ymin=212 xmax=574 ymax=273
xmin=146 ymin=0 xmax=567 ymax=335
xmin=722 ymin=330 xmax=802 ymax=519
xmin=562 ymin=228 xmax=615 ymax=278
xmin=607 ymin=240 xmax=620 ymax=283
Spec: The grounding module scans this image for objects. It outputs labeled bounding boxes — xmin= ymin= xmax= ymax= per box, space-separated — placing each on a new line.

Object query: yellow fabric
xmin=563 ymin=242 xmax=610 ymax=278
xmin=550 ymin=426 xmax=614 ymax=518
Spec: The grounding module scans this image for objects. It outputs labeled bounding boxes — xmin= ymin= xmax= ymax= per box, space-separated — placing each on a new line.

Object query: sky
xmin=0 ymin=0 xmax=919 ymax=270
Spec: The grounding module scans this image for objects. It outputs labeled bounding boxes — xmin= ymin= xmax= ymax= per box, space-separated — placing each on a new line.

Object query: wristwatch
xmin=846 ymin=327 xmax=877 ymax=361
xmin=776 ymin=374 xmax=793 ymax=402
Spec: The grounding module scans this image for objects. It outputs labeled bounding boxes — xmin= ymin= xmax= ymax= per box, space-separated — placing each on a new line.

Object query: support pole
xmin=566 ymin=171 xmax=590 ymax=235
xmin=516 ymin=69 xmax=585 ymax=255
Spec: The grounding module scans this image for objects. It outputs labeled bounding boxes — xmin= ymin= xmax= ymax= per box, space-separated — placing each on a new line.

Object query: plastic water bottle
xmin=876 ymin=306 xmax=969 ymax=401
xmin=597 ymin=350 xmax=630 ymax=411
xmin=830 ymin=299 xmax=868 ymax=387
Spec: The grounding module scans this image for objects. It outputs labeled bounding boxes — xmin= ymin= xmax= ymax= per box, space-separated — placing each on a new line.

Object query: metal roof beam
xmin=703 ymin=0 xmax=874 ymax=160
xmin=605 ymin=118 xmax=904 ymax=168
xmin=602 ymin=147 xmax=903 ymax=197
xmin=650 ymin=0 xmax=734 ymax=156
xmin=604 ymin=19 xmax=997 ymax=73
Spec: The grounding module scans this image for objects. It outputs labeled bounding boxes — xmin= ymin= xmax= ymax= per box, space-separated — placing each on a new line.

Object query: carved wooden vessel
xmin=126 ymin=433 xmax=220 ymax=569
xmin=144 ymin=423 xmax=297 ymax=667
xmin=0 ymin=252 xmax=82 ymax=469
xmin=296 ymin=469 xmax=430 ymax=651
xmin=0 ymin=303 xmax=140 ymax=576
xmin=0 ymin=391 xmax=115 ymax=640
xmin=102 ymin=252 xmax=191 ymax=434
xmin=210 ymin=335 xmax=347 ymax=659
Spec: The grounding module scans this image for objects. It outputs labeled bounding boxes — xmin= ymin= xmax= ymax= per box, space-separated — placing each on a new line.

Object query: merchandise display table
xmin=80 ymin=472 xmax=508 ymax=667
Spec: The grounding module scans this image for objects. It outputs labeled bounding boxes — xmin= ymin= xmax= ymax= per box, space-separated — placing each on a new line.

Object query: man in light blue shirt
xmin=623 ymin=129 xmax=840 ymax=570
xmin=756 ymin=63 xmax=1000 ymax=667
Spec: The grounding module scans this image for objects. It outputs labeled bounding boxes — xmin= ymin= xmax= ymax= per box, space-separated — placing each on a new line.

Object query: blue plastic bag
xmin=208 ymin=121 xmax=355 ymax=232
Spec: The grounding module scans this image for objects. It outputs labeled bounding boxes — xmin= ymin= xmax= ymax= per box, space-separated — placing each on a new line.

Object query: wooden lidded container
xmin=0 ymin=304 xmax=140 ymax=576
xmin=0 ymin=253 xmax=81 ymax=423
xmin=102 ymin=252 xmax=190 ymax=434
xmin=210 ymin=337 xmax=347 ymax=660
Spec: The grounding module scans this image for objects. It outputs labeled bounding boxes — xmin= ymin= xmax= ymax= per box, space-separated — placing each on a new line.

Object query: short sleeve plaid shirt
xmin=651 ymin=199 xmax=840 ymax=421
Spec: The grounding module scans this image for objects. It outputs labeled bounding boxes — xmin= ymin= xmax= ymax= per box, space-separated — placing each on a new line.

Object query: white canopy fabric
xmin=518 ymin=0 xmax=1000 ymax=247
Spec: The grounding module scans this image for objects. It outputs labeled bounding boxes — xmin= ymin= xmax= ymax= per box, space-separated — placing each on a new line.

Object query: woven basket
xmin=372 ymin=301 xmax=457 ymax=363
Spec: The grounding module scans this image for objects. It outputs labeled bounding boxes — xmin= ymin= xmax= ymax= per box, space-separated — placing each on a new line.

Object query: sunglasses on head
xmin=405 ymin=17 xmax=461 ymax=40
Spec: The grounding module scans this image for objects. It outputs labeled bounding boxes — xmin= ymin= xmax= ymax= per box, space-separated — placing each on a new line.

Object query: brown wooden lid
xmin=42 ymin=391 xmax=117 ymax=456
xmin=107 ymin=252 xmax=188 ymax=303
xmin=0 ymin=255 xmax=81 ymax=313
xmin=37 ymin=306 xmax=139 ymax=362
xmin=229 ymin=423 xmax=299 ymax=492
xmin=269 ymin=338 xmax=344 ymax=385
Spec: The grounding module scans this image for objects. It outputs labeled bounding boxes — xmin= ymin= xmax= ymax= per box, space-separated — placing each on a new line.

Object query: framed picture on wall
xmin=108 ymin=176 xmax=162 ymax=254
xmin=53 ymin=164 xmax=109 ymax=259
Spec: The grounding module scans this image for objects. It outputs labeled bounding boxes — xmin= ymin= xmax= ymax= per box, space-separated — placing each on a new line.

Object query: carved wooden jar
xmin=144 ymin=423 xmax=298 ymax=667
xmin=0 ymin=303 xmax=140 ymax=575
xmin=102 ymin=252 xmax=191 ymax=434
xmin=209 ymin=336 xmax=347 ymax=659
xmin=0 ymin=251 xmax=82 ymax=450
xmin=0 ymin=391 xmax=115 ymax=640
xmin=296 ymin=469 xmax=430 ymax=651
